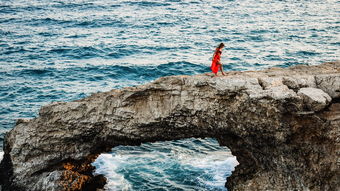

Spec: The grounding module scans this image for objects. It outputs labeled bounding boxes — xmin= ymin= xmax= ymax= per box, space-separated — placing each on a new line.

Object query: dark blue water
xmin=0 ymin=0 xmax=339 ymax=190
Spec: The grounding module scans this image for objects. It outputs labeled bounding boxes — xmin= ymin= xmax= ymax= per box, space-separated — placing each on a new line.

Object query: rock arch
xmin=0 ymin=62 xmax=339 ymax=190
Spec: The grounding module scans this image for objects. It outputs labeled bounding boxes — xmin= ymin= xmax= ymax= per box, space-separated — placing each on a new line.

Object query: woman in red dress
xmin=211 ymin=43 xmax=225 ymax=76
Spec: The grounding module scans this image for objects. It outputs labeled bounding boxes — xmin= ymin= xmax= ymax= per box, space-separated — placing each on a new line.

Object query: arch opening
xmin=92 ymin=138 xmax=238 ymax=191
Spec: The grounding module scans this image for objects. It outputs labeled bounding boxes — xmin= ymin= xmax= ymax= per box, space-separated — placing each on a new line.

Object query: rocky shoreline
xmin=0 ymin=62 xmax=339 ymax=190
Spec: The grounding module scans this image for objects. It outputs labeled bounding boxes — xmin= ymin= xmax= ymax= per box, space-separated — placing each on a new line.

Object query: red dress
xmin=211 ymin=50 xmax=221 ymax=74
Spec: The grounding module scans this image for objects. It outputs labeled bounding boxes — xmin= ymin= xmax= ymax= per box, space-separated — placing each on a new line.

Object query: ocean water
xmin=0 ymin=0 xmax=339 ymax=190
xmin=93 ymin=138 xmax=238 ymax=191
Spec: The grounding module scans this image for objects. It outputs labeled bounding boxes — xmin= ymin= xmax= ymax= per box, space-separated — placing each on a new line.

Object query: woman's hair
xmin=217 ymin=43 xmax=225 ymax=49
xmin=215 ymin=43 xmax=225 ymax=53
xmin=212 ymin=43 xmax=224 ymax=59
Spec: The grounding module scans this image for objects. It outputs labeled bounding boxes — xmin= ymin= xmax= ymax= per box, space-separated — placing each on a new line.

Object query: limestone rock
xmin=282 ymin=75 xmax=316 ymax=91
xmin=298 ymin=87 xmax=332 ymax=111
xmin=315 ymin=74 xmax=340 ymax=98
xmin=0 ymin=61 xmax=339 ymax=191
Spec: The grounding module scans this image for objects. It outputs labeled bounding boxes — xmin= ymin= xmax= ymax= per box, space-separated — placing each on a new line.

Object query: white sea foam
xmin=178 ymin=150 xmax=239 ymax=189
xmin=0 ymin=151 xmax=4 ymax=161
xmin=93 ymin=139 xmax=239 ymax=190
xmin=93 ymin=154 xmax=132 ymax=191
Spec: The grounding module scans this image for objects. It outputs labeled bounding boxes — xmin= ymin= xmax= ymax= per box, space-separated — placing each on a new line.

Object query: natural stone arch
xmin=0 ymin=62 xmax=339 ymax=191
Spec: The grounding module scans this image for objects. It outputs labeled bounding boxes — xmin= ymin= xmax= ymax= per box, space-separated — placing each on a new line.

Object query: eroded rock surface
xmin=297 ymin=87 xmax=332 ymax=111
xmin=0 ymin=62 xmax=339 ymax=191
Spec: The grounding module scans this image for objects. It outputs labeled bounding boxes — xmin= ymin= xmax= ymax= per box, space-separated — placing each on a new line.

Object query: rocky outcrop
xmin=0 ymin=62 xmax=339 ymax=191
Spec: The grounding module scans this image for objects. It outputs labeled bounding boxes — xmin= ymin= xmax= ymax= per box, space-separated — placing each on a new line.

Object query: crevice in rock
xmin=83 ymin=174 xmax=106 ymax=191
xmin=331 ymin=97 xmax=340 ymax=104
xmin=257 ymin=78 xmax=266 ymax=90
xmin=282 ymin=78 xmax=300 ymax=93
xmin=0 ymin=139 xmax=18 ymax=191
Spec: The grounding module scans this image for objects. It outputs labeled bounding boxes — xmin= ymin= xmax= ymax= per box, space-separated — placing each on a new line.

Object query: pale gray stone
xmin=315 ymin=74 xmax=340 ymax=98
xmin=298 ymin=87 xmax=332 ymax=111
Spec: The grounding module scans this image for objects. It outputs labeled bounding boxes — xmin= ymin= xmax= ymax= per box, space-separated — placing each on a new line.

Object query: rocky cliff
xmin=0 ymin=62 xmax=339 ymax=191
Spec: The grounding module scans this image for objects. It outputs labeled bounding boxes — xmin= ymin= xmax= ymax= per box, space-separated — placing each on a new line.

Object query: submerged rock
xmin=0 ymin=61 xmax=339 ymax=191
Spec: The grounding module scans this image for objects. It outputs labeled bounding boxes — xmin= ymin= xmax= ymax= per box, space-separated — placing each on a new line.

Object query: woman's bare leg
xmin=219 ymin=64 xmax=225 ymax=75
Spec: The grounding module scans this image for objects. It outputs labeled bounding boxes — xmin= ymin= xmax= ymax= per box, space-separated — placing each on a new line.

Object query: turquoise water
xmin=93 ymin=138 xmax=237 ymax=191
xmin=0 ymin=0 xmax=339 ymax=190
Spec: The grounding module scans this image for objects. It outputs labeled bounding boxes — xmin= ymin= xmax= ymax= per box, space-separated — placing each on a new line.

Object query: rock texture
xmin=1 ymin=61 xmax=339 ymax=191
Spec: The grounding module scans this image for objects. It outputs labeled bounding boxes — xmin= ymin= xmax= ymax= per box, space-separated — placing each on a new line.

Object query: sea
xmin=0 ymin=0 xmax=339 ymax=190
